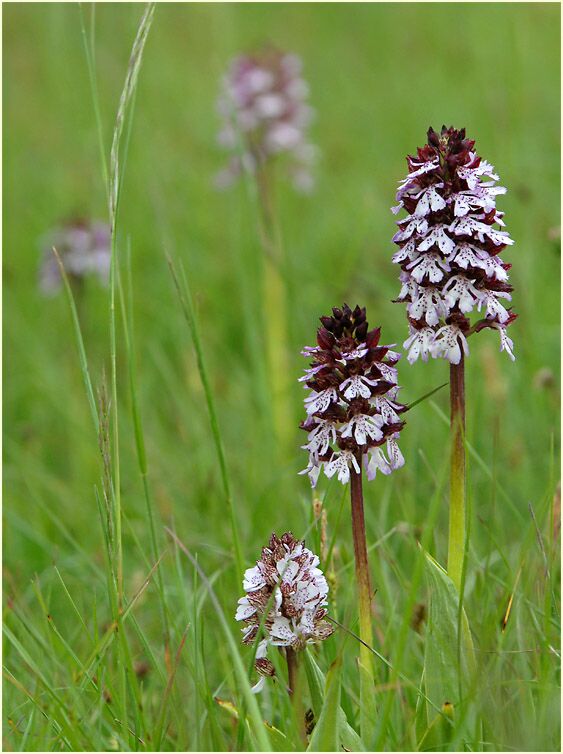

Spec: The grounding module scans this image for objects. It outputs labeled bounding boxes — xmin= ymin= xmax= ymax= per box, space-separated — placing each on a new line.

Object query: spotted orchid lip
xmin=391 ymin=126 xmax=515 ymax=365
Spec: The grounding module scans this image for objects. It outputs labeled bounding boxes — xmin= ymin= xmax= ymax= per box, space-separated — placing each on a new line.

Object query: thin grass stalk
xmin=52 ymin=249 xmax=98 ymax=433
xmin=106 ymin=1 xmax=154 ymax=608
xmin=118 ymin=247 xmax=171 ymax=648
xmin=349 ymin=458 xmax=377 ymax=737
xmin=167 ymin=257 xmax=244 ymax=582
xmin=448 ymin=355 xmax=466 ymax=592
xmin=105 ymin=7 xmax=155 ymax=742
xmin=165 ymin=528 xmax=272 ymax=752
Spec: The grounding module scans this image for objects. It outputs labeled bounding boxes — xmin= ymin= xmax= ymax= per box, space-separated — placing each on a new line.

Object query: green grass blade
xmin=307 ymin=658 xmax=341 ymax=752
xmin=167 ymin=255 xmax=244 ymax=582
xmin=165 ymin=527 xmax=271 ymax=752
xmin=52 ymin=248 xmax=98 ymax=433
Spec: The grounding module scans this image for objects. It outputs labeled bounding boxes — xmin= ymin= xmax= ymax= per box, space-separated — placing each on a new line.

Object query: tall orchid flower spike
xmin=391 ymin=125 xmax=516 ymax=592
xmin=215 ymin=48 xmax=317 ymax=192
xmin=215 ymin=47 xmax=318 ymax=459
xmin=299 ymin=304 xmax=407 ymax=737
xmin=235 ymin=532 xmax=333 ymax=696
xmin=392 ymin=125 xmax=516 ymax=365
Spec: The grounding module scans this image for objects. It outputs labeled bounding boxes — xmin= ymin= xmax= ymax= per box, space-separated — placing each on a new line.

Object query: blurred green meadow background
xmin=3 ymin=2 xmax=561 ymax=751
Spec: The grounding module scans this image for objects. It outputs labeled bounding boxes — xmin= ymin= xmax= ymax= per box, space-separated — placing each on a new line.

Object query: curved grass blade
xmin=165 ymin=527 xmax=271 ymax=752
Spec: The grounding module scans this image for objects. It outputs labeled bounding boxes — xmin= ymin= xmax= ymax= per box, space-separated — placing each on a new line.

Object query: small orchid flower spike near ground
xmin=38 ymin=218 xmax=111 ymax=296
xmin=299 ymin=304 xmax=407 ymax=738
xmin=235 ymin=532 xmax=333 ymax=697
xmin=215 ymin=48 xmax=317 ymax=192
xmin=391 ymin=125 xmax=516 ymax=592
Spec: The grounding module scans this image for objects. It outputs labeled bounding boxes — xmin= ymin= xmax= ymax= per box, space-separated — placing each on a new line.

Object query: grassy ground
xmin=3 ymin=3 xmax=561 ymax=751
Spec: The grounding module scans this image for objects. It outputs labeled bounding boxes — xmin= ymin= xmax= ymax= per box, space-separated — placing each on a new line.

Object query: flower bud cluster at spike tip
xmin=391 ymin=126 xmax=516 ymax=365
xmin=38 ymin=218 xmax=111 ymax=296
xmin=215 ymin=48 xmax=317 ymax=193
xmin=299 ymin=304 xmax=406 ymax=488
xmin=235 ymin=532 xmax=333 ymax=693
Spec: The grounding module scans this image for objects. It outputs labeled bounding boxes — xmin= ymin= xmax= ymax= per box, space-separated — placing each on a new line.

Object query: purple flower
xmin=215 ymin=48 xmax=317 ymax=192
xmin=300 ymin=304 xmax=406 ymax=487
xmin=391 ymin=126 xmax=516 ymax=365
xmin=38 ymin=218 xmax=111 ymax=295
xmin=235 ymin=532 xmax=333 ymax=693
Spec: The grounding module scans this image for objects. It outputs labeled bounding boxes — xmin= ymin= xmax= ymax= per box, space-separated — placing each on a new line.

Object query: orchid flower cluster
xmin=215 ymin=48 xmax=316 ymax=192
xmin=235 ymin=532 xmax=333 ymax=693
xmin=300 ymin=304 xmax=406 ymax=487
xmin=38 ymin=218 xmax=111 ymax=296
xmin=392 ymin=125 xmax=516 ymax=365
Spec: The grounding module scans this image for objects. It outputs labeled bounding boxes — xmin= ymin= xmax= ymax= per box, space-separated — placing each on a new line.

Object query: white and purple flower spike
xmin=38 ymin=218 xmax=111 ymax=296
xmin=235 ymin=532 xmax=333 ymax=693
xmin=215 ymin=48 xmax=317 ymax=192
xmin=299 ymin=304 xmax=406 ymax=487
xmin=391 ymin=126 xmax=516 ymax=364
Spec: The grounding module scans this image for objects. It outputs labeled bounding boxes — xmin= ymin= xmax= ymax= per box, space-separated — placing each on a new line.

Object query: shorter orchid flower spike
xmin=392 ymin=125 xmax=516 ymax=365
xmin=38 ymin=218 xmax=111 ymax=296
xmin=235 ymin=532 xmax=333 ymax=693
xmin=215 ymin=48 xmax=317 ymax=192
xmin=299 ymin=304 xmax=406 ymax=488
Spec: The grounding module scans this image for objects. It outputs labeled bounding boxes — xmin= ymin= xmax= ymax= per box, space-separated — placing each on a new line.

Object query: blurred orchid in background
xmin=215 ymin=48 xmax=317 ymax=192
xmin=38 ymin=218 xmax=111 ymax=295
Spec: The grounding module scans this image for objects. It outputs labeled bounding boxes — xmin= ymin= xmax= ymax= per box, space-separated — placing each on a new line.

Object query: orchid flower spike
xmin=235 ymin=532 xmax=333 ymax=693
xmin=392 ymin=125 xmax=516 ymax=365
xmin=215 ymin=48 xmax=317 ymax=193
xmin=299 ymin=304 xmax=406 ymax=487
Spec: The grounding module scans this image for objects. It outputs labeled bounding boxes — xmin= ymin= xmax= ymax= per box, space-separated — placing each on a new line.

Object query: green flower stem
xmin=350 ymin=460 xmax=377 ymax=735
xmin=255 ymin=163 xmax=292 ymax=455
xmin=448 ymin=355 xmax=466 ymax=592
xmin=286 ymin=647 xmax=307 ymax=746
